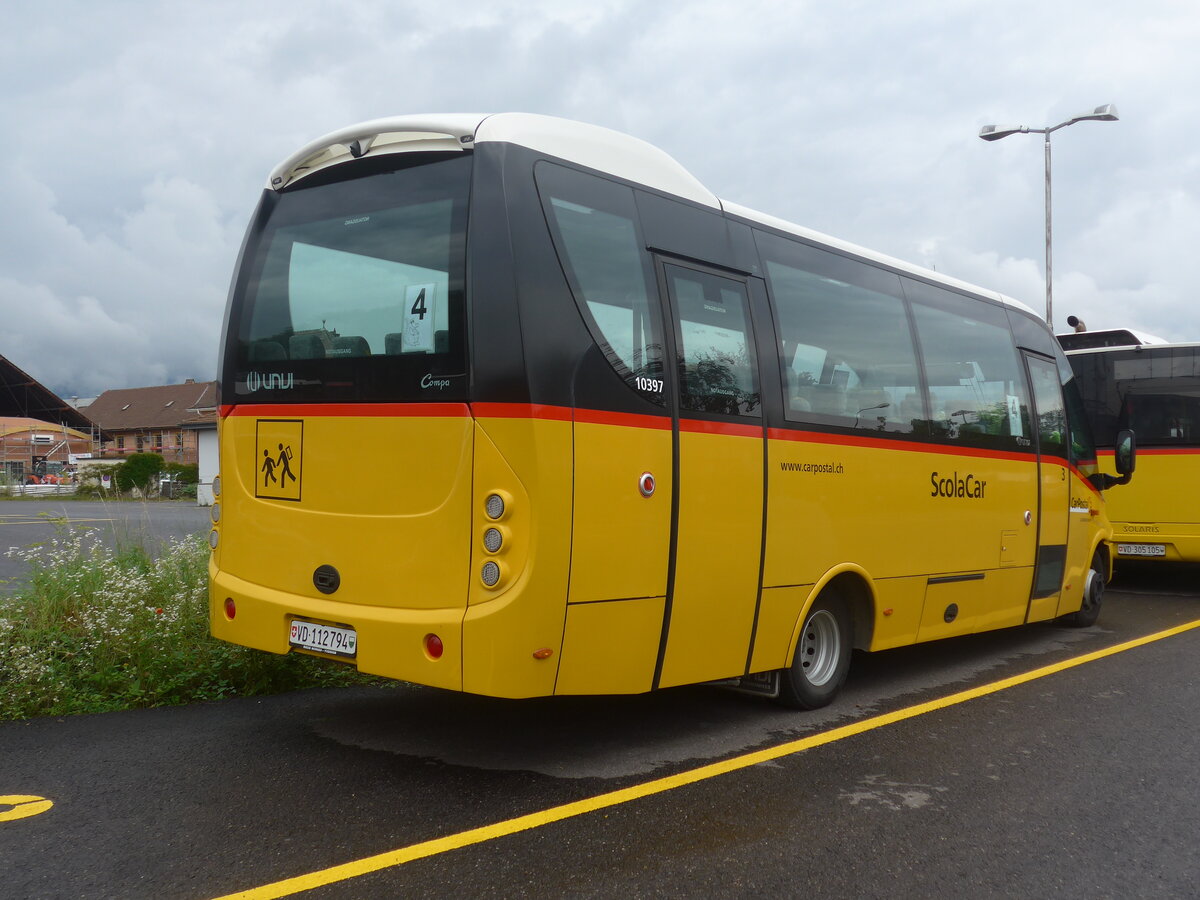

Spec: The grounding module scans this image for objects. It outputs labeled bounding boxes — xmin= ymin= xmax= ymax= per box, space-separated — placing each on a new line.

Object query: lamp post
xmin=979 ymin=103 xmax=1119 ymax=330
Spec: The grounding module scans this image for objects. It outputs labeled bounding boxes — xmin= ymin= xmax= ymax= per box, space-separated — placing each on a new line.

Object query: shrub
xmin=115 ymin=453 xmax=164 ymax=493
xmin=0 ymin=522 xmax=376 ymax=719
xmin=163 ymin=462 xmax=199 ymax=484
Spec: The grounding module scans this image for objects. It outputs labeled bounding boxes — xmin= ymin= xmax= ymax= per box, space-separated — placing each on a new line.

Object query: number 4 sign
xmin=403 ymin=283 xmax=437 ymax=352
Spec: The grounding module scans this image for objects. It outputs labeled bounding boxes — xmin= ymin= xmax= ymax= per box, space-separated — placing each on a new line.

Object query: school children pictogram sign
xmin=255 ymin=419 xmax=303 ymax=501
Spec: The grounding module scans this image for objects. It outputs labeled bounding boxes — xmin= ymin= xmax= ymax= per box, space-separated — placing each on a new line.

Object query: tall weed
xmin=0 ymin=521 xmax=373 ymax=719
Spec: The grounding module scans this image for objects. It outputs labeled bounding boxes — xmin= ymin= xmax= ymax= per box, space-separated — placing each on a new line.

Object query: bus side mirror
xmin=1090 ymin=429 xmax=1135 ymax=491
xmin=1115 ymin=429 xmax=1136 ymax=478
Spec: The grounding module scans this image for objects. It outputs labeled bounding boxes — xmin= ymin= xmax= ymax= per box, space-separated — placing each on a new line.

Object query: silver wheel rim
xmin=799 ymin=609 xmax=841 ymax=687
xmin=1083 ymin=566 xmax=1103 ymax=613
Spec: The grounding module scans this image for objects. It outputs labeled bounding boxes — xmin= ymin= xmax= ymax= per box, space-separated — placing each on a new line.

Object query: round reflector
xmin=481 ymin=561 xmax=501 ymax=587
xmin=638 ymin=472 xmax=656 ymax=497
xmin=424 ymin=633 xmax=444 ymax=659
xmin=224 ymin=598 xmax=236 ymax=619
xmin=483 ymin=527 xmax=503 ymax=553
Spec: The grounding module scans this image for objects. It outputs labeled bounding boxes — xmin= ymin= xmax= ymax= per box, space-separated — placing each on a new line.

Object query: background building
xmin=82 ymin=380 xmax=217 ymax=465
xmin=0 ymin=354 xmax=100 ymax=484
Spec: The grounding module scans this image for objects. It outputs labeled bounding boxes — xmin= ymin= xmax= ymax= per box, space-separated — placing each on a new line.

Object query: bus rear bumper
xmin=1113 ymin=531 xmax=1200 ymax=563
xmin=209 ymin=562 xmax=464 ymax=690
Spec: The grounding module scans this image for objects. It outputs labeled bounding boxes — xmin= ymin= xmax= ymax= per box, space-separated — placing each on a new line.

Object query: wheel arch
xmin=787 ymin=564 xmax=877 ymax=661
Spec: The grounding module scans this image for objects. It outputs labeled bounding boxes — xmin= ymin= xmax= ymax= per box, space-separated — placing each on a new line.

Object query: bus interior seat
xmin=329 ymin=335 xmax=371 ymax=357
xmin=811 ymin=384 xmax=847 ymax=415
xmin=289 ymin=334 xmax=326 ymax=359
xmin=248 ymin=340 xmax=286 ymax=362
xmin=785 ymin=370 xmax=813 ymax=413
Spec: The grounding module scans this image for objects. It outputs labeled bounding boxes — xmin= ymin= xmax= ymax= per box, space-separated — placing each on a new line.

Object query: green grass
xmin=0 ymin=521 xmax=376 ymax=720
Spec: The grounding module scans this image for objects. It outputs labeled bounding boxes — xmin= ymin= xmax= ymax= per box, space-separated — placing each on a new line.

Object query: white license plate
xmin=1117 ymin=543 xmax=1166 ymax=558
xmin=289 ymin=620 xmax=357 ymax=657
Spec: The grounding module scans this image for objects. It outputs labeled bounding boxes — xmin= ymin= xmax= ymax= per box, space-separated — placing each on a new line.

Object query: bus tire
xmin=777 ymin=590 xmax=852 ymax=709
xmin=1062 ymin=553 xmax=1105 ymax=627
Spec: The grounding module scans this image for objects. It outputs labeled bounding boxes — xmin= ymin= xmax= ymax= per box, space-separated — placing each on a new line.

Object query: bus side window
xmin=758 ymin=232 xmax=920 ymax=433
xmin=1027 ymin=358 xmax=1068 ymax=458
xmin=906 ymin=280 xmax=1033 ymax=451
xmin=665 ymin=267 xmax=759 ymax=417
xmin=535 ymin=162 xmax=665 ymax=399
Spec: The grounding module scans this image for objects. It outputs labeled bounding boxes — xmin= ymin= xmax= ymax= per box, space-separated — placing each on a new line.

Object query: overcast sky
xmin=4 ymin=1 xmax=1198 ymax=398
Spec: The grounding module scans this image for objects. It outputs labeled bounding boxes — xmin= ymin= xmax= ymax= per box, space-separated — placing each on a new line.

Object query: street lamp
xmin=979 ymin=103 xmax=1119 ymax=330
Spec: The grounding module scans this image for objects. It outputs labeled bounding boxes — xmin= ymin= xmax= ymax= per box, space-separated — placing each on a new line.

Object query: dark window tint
xmin=1069 ymin=346 xmax=1200 ymax=447
xmin=1063 ymin=377 xmax=1097 ymax=463
xmin=536 ymin=162 xmax=665 ymax=400
xmin=906 ymin=282 xmax=1033 ymax=452
xmin=227 ymin=152 xmax=470 ymax=403
xmin=664 ymin=266 xmax=759 ymax=417
xmin=758 ymin=232 xmax=921 ymax=433
xmin=1027 ymin=355 xmax=1068 ymax=459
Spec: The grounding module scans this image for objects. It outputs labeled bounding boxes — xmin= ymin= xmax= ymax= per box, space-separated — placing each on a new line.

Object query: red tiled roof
xmin=83 ymin=381 xmax=218 ymax=431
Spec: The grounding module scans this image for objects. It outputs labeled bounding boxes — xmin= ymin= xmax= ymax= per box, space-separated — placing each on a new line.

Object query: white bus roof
xmin=1057 ymin=328 xmax=1168 ymax=351
xmin=267 ymin=113 xmax=1037 ymax=317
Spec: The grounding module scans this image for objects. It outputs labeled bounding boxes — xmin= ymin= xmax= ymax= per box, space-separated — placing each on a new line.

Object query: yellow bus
xmin=209 ymin=113 xmax=1132 ymax=708
xmin=1061 ymin=333 xmax=1197 ymax=562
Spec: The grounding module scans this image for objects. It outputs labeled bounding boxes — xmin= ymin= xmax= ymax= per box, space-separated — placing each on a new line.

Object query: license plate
xmin=1117 ymin=543 xmax=1166 ymax=558
xmin=289 ymin=620 xmax=357 ymax=657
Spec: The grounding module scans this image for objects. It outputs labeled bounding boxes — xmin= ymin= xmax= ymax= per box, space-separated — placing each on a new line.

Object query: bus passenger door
xmin=655 ymin=261 xmax=766 ymax=688
xmin=1025 ymin=354 xmax=1070 ymax=620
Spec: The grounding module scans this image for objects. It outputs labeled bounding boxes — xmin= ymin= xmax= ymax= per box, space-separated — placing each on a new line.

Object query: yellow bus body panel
xmin=764 ymin=434 xmax=1040 ymax=647
xmin=210 ymin=561 xmax=466 ymax=690
xmin=1100 ymin=450 xmax=1200 ymax=561
xmin=555 ymin=597 xmax=665 ymax=694
xmin=210 ymin=409 xmax=474 ymax=686
xmin=462 ymin=414 xmax=572 ymax=698
xmin=569 ymin=419 xmax=672 ymax=604
xmin=657 ymin=428 xmax=763 ymax=688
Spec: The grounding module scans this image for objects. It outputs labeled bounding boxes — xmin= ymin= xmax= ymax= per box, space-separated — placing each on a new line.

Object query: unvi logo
xmin=246 ymin=371 xmax=294 ymax=392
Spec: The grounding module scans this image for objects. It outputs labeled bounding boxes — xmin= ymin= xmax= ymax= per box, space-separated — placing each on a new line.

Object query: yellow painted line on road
xmin=215 ymin=619 xmax=1200 ymax=900
xmin=0 ymin=795 xmax=53 ymax=822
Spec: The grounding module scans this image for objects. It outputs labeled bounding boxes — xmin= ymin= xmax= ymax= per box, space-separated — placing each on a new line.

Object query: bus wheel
xmin=778 ymin=591 xmax=852 ymax=709
xmin=1062 ymin=554 xmax=1105 ymax=627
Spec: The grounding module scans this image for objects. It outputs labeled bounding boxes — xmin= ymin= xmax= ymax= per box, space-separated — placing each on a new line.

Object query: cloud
xmin=3 ymin=0 xmax=1200 ymax=398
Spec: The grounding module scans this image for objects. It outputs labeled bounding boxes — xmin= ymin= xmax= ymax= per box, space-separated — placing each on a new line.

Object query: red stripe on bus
xmin=680 ymin=419 xmax=764 ymax=438
xmin=766 ymin=427 xmax=1031 ymax=463
xmin=574 ymin=408 xmax=672 ymax=430
xmin=470 ymin=402 xmax=574 ymax=421
xmin=222 ymin=403 xmax=470 ymax=418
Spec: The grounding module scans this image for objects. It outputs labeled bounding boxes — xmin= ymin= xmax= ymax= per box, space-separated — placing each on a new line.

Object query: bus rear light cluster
xmin=480 ymin=492 xmax=511 ymax=588
xmin=209 ymin=472 xmax=222 ymax=553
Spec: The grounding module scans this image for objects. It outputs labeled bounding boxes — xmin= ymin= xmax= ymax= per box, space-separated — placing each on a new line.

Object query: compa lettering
xmin=930 ymin=471 xmax=986 ymax=499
